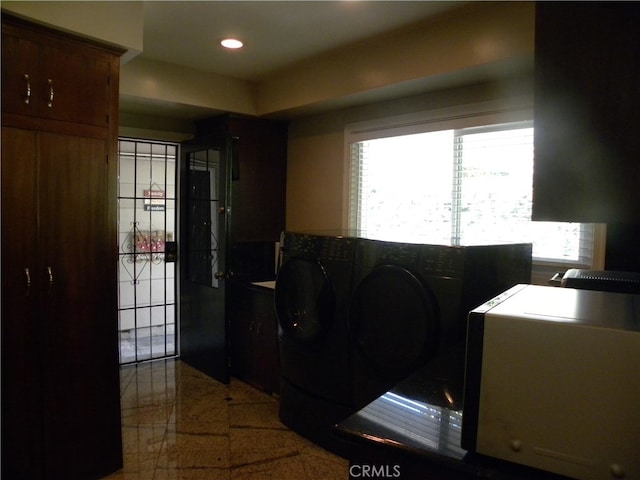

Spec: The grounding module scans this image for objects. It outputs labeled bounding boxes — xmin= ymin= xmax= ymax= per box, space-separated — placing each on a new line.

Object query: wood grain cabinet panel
xmin=229 ymin=282 xmax=280 ymax=394
xmin=532 ymin=3 xmax=640 ymax=222
xmin=1 ymin=14 xmax=123 ymax=480
xmin=190 ymin=115 xmax=286 ymax=391
xmin=2 ymin=18 xmax=113 ymax=129
xmin=194 ymin=114 xmax=288 ymax=244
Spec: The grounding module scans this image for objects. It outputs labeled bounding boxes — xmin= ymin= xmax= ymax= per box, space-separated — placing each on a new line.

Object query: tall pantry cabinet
xmin=1 ymin=14 xmax=123 ymax=480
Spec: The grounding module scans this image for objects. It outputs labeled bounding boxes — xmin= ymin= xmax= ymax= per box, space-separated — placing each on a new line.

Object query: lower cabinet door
xmin=38 ymin=132 xmax=122 ymax=479
xmin=1 ymin=127 xmax=45 ymax=480
xmin=1 ymin=128 xmax=122 ymax=480
xmin=230 ymin=282 xmax=280 ymax=394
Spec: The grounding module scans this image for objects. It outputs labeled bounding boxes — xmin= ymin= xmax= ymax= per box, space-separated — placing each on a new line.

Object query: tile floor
xmin=119 ymin=331 xmax=176 ymax=364
xmin=101 ymin=358 xmax=350 ymax=480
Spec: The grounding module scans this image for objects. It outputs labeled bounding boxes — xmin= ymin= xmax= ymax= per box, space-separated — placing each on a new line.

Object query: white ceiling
xmin=140 ymin=1 xmax=461 ymax=81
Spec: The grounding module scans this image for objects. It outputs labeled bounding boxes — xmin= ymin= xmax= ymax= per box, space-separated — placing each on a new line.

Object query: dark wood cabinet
xmin=532 ymin=3 xmax=640 ymax=223
xmin=194 ymin=114 xmax=288 ymax=245
xmin=1 ymin=14 xmax=123 ymax=480
xmin=188 ymin=115 xmax=286 ymax=388
xmin=229 ymin=281 xmax=280 ymax=394
xmin=2 ymin=17 xmax=114 ymax=132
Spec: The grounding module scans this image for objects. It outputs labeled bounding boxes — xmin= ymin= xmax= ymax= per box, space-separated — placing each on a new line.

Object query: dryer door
xmin=275 ymin=257 xmax=335 ymax=346
xmin=350 ymin=265 xmax=438 ymax=374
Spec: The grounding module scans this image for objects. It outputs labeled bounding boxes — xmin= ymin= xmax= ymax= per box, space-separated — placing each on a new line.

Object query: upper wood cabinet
xmin=2 ymin=15 xmax=115 ymax=133
xmin=194 ymin=114 xmax=288 ymax=244
xmin=532 ymin=3 xmax=640 ymax=223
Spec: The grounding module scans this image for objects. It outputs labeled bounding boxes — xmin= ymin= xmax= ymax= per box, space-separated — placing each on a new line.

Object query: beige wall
xmin=259 ymin=1 xmax=534 ymax=116
xmin=287 ymin=115 xmax=349 ymax=232
xmin=120 ymin=57 xmax=256 ymax=116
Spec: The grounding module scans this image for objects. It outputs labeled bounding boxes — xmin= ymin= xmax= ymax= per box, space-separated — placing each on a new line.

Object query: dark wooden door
xmin=0 ymin=129 xmax=122 ymax=480
xmin=38 ymin=38 xmax=112 ymax=127
xmin=225 ymin=116 xmax=287 ymax=243
xmin=179 ymin=144 xmax=231 ymax=383
xmin=38 ymin=132 xmax=122 ymax=479
xmin=1 ymin=127 xmax=44 ymax=480
xmin=229 ymin=282 xmax=280 ymax=394
xmin=1 ymin=30 xmax=40 ymax=118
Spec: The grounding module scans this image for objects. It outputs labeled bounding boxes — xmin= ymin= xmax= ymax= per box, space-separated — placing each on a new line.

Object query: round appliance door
xmin=350 ymin=265 xmax=438 ymax=374
xmin=275 ymin=257 xmax=335 ymax=345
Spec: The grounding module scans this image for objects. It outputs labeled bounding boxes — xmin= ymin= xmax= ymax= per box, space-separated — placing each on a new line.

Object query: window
xmin=348 ymin=118 xmax=603 ymax=280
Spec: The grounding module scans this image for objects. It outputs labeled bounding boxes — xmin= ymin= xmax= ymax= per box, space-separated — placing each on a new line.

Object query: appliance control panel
xmin=420 ymin=246 xmax=464 ymax=277
xmin=376 ymin=243 xmax=420 ymax=266
xmin=320 ymin=237 xmax=356 ymax=262
xmin=283 ymin=233 xmax=356 ymax=262
xmin=356 ymin=239 xmax=420 ymax=267
xmin=283 ymin=233 xmax=321 ymax=256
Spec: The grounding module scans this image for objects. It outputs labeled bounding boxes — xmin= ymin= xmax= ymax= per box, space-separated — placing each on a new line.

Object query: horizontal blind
xmin=349 ymin=121 xmax=596 ymax=267
xmin=453 ymin=123 xmax=594 ymax=264
xmin=454 ymin=123 xmax=535 ymax=246
xmin=349 ymin=142 xmax=365 ymax=231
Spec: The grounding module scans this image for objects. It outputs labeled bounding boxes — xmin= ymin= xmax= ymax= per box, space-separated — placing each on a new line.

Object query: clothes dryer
xmin=349 ymin=239 xmax=532 ymax=409
xmin=274 ymin=231 xmax=358 ymax=453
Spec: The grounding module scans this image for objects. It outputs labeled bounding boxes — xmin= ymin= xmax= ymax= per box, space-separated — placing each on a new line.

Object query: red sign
xmin=143 ymin=189 xmax=165 ymax=198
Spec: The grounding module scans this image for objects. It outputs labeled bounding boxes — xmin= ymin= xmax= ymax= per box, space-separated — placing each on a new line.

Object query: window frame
xmin=344 ymin=102 xmax=606 ymax=285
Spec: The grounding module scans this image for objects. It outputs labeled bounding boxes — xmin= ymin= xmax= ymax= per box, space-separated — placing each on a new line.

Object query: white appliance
xmin=462 ymin=284 xmax=640 ymax=480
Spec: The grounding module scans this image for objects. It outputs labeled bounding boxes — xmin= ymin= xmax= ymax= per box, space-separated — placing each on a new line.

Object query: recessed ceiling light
xmin=220 ymin=38 xmax=244 ymax=49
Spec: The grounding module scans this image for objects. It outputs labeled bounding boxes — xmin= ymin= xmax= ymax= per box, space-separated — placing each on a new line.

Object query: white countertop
xmin=251 ymin=280 xmax=276 ymax=290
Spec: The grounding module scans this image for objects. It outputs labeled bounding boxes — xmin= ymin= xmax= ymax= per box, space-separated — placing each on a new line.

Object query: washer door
xmin=275 ymin=257 xmax=335 ymax=345
xmin=350 ymin=265 xmax=438 ymax=374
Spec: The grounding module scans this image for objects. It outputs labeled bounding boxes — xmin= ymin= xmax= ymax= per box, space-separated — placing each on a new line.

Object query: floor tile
xmin=230 ymin=455 xmax=307 ymax=480
xmin=228 ymin=401 xmax=284 ymax=429
xmin=102 ymin=359 xmax=350 ymax=480
xmin=157 ymin=431 xmax=231 ymax=470
xmin=229 ymin=428 xmax=300 ymax=467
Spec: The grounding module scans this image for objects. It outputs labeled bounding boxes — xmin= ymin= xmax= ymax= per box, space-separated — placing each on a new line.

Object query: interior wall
xmin=287 ymin=117 xmax=347 ymax=232
xmin=120 ymin=57 xmax=258 ymax=117
xmin=1 ymin=1 xmax=143 ymax=62
xmin=257 ymin=1 xmax=534 ymax=116
xmin=285 ymin=76 xmax=534 ymax=232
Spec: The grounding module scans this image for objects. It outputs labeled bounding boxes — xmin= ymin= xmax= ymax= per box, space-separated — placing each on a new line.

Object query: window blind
xmin=349 ymin=121 xmax=597 ymax=269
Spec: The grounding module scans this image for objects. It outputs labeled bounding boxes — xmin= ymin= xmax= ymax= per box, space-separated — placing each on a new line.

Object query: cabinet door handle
xmin=47 ymin=79 xmax=54 ymax=108
xmin=24 ymin=267 xmax=31 ymax=287
xmin=47 ymin=266 xmax=54 ymax=286
xmin=24 ymin=74 xmax=31 ymax=104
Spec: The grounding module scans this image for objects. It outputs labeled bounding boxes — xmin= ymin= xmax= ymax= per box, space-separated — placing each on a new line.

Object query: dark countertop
xmin=335 ymin=346 xmax=572 ymax=480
